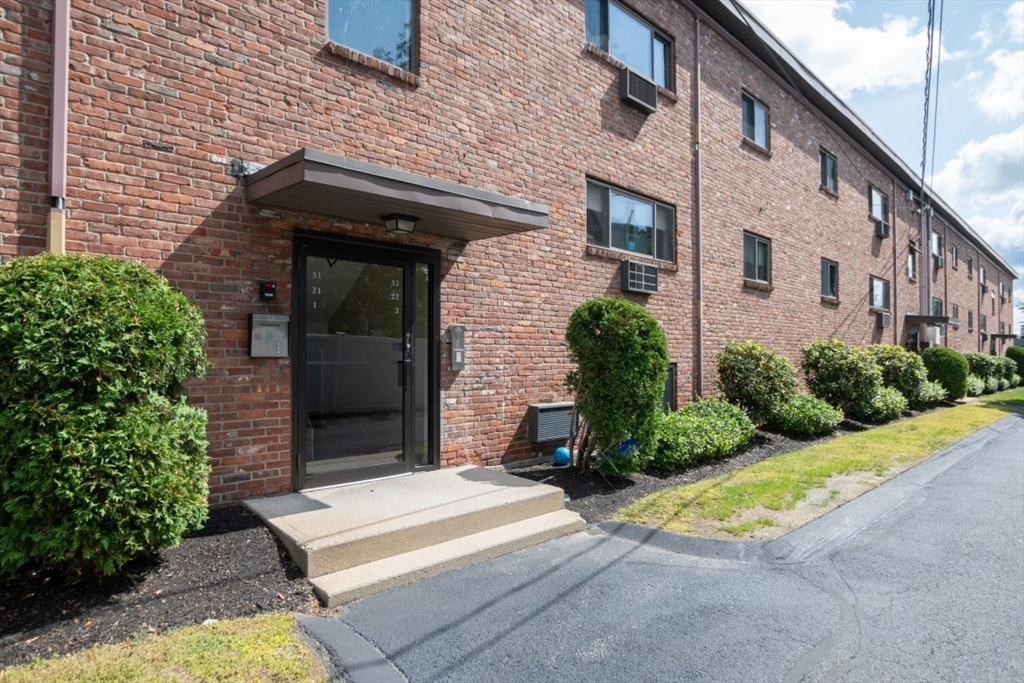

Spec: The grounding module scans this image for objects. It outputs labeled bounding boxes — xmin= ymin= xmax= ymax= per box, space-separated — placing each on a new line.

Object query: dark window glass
xmin=744 ymin=232 xmax=771 ymax=283
xmin=980 ymin=314 xmax=987 ymax=332
xmin=931 ymin=297 xmax=943 ymax=316
xmin=742 ymin=93 xmax=768 ymax=148
xmin=952 ymin=304 xmax=960 ymax=323
xmin=328 ymin=0 xmax=415 ymax=71
xmin=951 ymin=245 xmax=959 ymax=268
xmin=586 ymin=180 xmax=674 ymax=262
xmin=586 ymin=0 xmax=671 ymax=87
xmin=870 ymin=276 xmax=890 ymax=310
xmin=662 ymin=363 xmax=677 ymax=411
xmin=821 ymin=258 xmax=838 ymax=298
xmin=968 ymin=310 xmax=974 ymax=330
xmin=820 ymin=151 xmax=837 ymax=191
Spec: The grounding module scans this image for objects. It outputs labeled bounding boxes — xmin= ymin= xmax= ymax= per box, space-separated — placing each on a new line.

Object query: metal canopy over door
xmin=294 ymin=235 xmax=439 ymax=490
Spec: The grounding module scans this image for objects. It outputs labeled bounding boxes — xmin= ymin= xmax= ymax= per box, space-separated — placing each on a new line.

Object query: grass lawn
xmin=0 ymin=614 xmax=328 ymax=683
xmin=616 ymin=388 xmax=1024 ymax=538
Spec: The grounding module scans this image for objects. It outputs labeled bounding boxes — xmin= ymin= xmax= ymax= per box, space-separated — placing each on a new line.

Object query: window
xmin=328 ymin=0 xmax=416 ymax=71
xmin=662 ymin=363 xmax=677 ymax=411
xmin=869 ymin=186 xmax=889 ymax=234
xmin=931 ymin=297 xmax=943 ymax=316
xmin=821 ymin=258 xmax=838 ymax=298
xmin=999 ymin=281 xmax=1006 ymax=300
xmin=908 ymin=248 xmax=918 ymax=281
xmin=586 ymin=0 xmax=671 ymax=87
xmin=930 ymin=231 xmax=943 ymax=256
xmin=951 ymin=244 xmax=959 ymax=268
xmin=820 ymin=149 xmax=837 ymax=192
xmin=980 ymin=314 xmax=987 ymax=333
xmin=741 ymin=93 xmax=769 ymax=149
xmin=968 ymin=310 xmax=974 ymax=331
xmin=979 ymin=265 xmax=986 ymax=285
xmin=743 ymin=232 xmax=771 ymax=283
xmin=870 ymin=276 xmax=890 ymax=310
xmin=952 ymin=304 xmax=960 ymax=325
xmin=586 ymin=179 xmax=674 ymax=261
xmin=1000 ymin=321 xmax=1006 ymax=334
xmin=966 ymin=256 xmax=973 ymax=278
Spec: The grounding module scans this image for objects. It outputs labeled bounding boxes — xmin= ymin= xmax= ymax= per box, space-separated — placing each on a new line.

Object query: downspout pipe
xmin=47 ymin=0 xmax=70 ymax=255
xmin=693 ymin=15 xmax=704 ymax=397
xmin=891 ymin=178 xmax=898 ymax=345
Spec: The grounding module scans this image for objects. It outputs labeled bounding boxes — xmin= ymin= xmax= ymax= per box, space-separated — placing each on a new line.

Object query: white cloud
xmin=1008 ymin=1 xmax=1024 ymax=43
xmin=973 ymin=49 xmax=1024 ymax=120
xmin=741 ymin=0 xmax=932 ymax=98
xmin=931 ymin=125 xmax=1024 ymax=211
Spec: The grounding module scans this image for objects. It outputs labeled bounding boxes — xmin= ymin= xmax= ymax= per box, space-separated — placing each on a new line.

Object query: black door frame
xmin=292 ymin=232 xmax=441 ymax=491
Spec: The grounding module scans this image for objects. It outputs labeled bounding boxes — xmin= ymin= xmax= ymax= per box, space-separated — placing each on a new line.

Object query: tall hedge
xmin=802 ymin=339 xmax=885 ymax=422
xmin=921 ymin=346 xmax=969 ymax=400
xmin=566 ymin=297 xmax=669 ymax=475
xmin=716 ymin=341 xmax=797 ymax=425
xmin=0 ymin=254 xmax=210 ymax=575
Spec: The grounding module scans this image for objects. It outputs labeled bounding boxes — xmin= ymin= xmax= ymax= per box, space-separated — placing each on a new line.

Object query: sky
xmin=740 ymin=0 xmax=1024 ymax=334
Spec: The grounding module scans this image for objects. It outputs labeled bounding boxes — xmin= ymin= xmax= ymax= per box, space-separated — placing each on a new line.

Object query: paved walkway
xmin=301 ymin=408 xmax=1024 ymax=683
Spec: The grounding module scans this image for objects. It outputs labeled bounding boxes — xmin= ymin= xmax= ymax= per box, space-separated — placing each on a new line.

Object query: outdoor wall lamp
xmin=382 ymin=213 xmax=418 ymax=235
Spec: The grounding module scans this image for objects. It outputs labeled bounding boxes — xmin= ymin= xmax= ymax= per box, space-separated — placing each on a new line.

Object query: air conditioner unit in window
xmin=935 ymin=255 xmax=944 ymax=269
xmin=619 ymin=67 xmax=657 ymax=114
xmin=874 ymin=219 xmax=889 ymax=239
xmin=876 ymin=311 xmax=892 ymax=329
xmin=981 ymin=283 xmax=988 ymax=294
xmin=621 ymin=260 xmax=658 ymax=294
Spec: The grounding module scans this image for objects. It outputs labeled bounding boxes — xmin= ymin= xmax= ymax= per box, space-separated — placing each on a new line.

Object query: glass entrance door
xmin=295 ymin=238 xmax=438 ymax=489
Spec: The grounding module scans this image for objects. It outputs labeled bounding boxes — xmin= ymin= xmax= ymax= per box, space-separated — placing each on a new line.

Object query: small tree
xmin=566 ymin=297 xmax=668 ymax=474
xmin=0 ymin=254 xmax=210 ymax=575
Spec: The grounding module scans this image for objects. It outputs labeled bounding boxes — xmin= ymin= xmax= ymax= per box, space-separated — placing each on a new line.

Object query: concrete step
xmin=310 ymin=509 xmax=587 ymax=607
xmin=245 ymin=465 xmax=569 ymax=578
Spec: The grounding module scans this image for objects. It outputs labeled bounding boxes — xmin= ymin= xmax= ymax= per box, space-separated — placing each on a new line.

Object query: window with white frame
xmin=979 ymin=265 xmax=986 ymax=285
xmin=743 ymin=232 xmax=771 ymax=283
xmin=908 ymin=247 xmax=918 ymax=281
xmin=999 ymin=281 xmax=1006 ymax=300
xmin=586 ymin=179 xmax=675 ymax=262
xmin=741 ymin=93 xmax=769 ymax=149
xmin=980 ymin=313 xmax=987 ymax=332
xmin=328 ymin=0 xmax=417 ymax=71
xmin=968 ymin=309 xmax=974 ymax=331
xmin=821 ymin=258 xmax=838 ymax=298
xmin=951 ymin=244 xmax=959 ymax=268
xmin=952 ymin=304 xmax=960 ymax=325
xmin=869 ymin=186 xmax=889 ymax=234
xmin=870 ymin=276 xmax=890 ymax=310
xmin=967 ymin=256 xmax=973 ymax=278
xmin=585 ymin=0 xmax=672 ymax=87
xmin=820 ymin=149 xmax=837 ymax=192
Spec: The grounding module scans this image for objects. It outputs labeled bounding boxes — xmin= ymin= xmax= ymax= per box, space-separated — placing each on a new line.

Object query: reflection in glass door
xmin=295 ymin=239 xmax=437 ymax=489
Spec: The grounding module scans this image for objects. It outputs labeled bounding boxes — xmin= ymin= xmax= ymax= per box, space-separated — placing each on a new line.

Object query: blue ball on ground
xmin=553 ymin=446 xmax=571 ymax=466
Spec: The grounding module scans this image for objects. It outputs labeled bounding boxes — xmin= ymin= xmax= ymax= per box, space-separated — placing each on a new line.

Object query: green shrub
xmin=984 ymin=376 xmax=1000 ymax=394
xmin=802 ymin=339 xmax=883 ymax=422
xmin=998 ymin=377 xmax=1010 ymax=391
xmin=650 ymin=399 xmax=755 ymax=473
xmin=0 ymin=254 xmax=210 ymax=575
xmin=566 ymin=297 xmax=669 ymax=474
xmin=912 ymin=380 xmax=947 ymax=409
xmin=966 ymin=374 xmax=985 ymax=397
xmin=766 ymin=392 xmax=843 ymax=438
xmin=1011 ymin=374 xmax=1022 ymax=388
xmin=867 ymin=344 xmax=930 ymax=408
xmin=717 ymin=341 xmax=797 ymax=424
xmin=921 ymin=346 xmax=969 ymax=400
xmin=1007 ymin=347 xmax=1024 ymax=378
xmin=994 ymin=357 xmax=1017 ymax=381
xmin=963 ymin=352 xmax=1000 ymax=381
xmin=856 ymin=386 xmax=908 ymax=424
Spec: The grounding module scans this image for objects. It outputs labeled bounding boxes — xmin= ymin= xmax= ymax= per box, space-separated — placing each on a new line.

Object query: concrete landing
xmin=245 ymin=465 xmax=585 ymax=605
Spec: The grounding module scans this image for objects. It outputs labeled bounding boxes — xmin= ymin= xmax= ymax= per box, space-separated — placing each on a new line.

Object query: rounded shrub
xmin=912 ymin=380 xmax=947 ymax=408
xmin=857 ymin=386 xmax=908 ymax=424
xmin=866 ymin=344 xmax=929 ymax=408
xmin=984 ymin=376 xmax=1000 ymax=394
xmin=566 ymin=297 xmax=669 ymax=474
xmin=1006 ymin=346 xmax=1024 ymax=378
xmin=801 ymin=339 xmax=883 ymax=421
xmin=650 ymin=399 xmax=754 ymax=473
xmin=716 ymin=340 xmax=797 ymax=424
xmin=1011 ymin=374 xmax=1022 ymax=388
xmin=995 ymin=357 xmax=1017 ymax=382
xmin=766 ymin=392 xmax=843 ymax=438
xmin=921 ymin=346 xmax=969 ymax=400
xmin=963 ymin=352 xmax=999 ymax=382
xmin=966 ymin=374 xmax=985 ymax=397
xmin=0 ymin=254 xmax=210 ymax=575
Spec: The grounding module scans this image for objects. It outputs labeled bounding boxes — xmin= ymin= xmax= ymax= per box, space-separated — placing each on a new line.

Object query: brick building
xmin=1 ymin=0 xmax=1016 ymax=504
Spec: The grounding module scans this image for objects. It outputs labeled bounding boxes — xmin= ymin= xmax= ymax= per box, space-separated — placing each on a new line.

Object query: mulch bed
xmin=0 ymin=422 xmax=861 ymax=670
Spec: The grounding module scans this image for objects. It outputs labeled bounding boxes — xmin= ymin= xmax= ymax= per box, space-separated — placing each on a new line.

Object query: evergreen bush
xmin=650 ymin=399 xmax=754 ymax=473
xmin=984 ymin=376 xmax=1000 ymax=394
xmin=1011 ymin=374 xmax=1022 ymax=388
xmin=716 ymin=341 xmax=797 ymax=424
xmin=566 ymin=297 xmax=669 ymax=475
xmin=856 ymin=386 xmax=908 ymax=424
xmin=966 ymin=374 xmax=985 ymax=397
xmin=866 ymin=344 xmax=931 ymax=408
xmin=912 ymin=380 xmax=947 ymax=408
xmin=0 ymin=254 xmax=210 ymax=575
xmin=1006 ymin=346 xmax=1024 ymax=378
xmin=766 ymin=392 xmax=843 ymax=438
xmin=963 ymin=352 xmax=999 ymax=382
xmin=994 ymin=357 xmax=1017 ymax=382
xmin=921 ymin=346 xmax=969 ymax=400
xmin=801 ymin=339 xmax=883 ymax=421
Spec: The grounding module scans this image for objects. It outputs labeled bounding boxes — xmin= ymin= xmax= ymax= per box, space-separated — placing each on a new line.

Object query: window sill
xmin=819 ymin=185 xmax=839 ymax=199
xmin=585 ymin=244 xmax=678 ymax=271
xmin=583 ymin=43 xmax=678 ymax=101
xmin=742 ymin=278 xmax=773 ymax=292
xmin=741 ymin=137 xmax=771 ymax=158
xmin=820 ymin=295 xmax=840 ymax=306
xmin=868 ymin=307 xmax=890 ymax=314
xmin=324 ymin=41 xmax=420 ymax=86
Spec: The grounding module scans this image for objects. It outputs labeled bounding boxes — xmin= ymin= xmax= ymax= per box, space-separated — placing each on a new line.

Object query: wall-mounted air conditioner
xmin=981 ymin=283 xmax=988 ymax=294
xmin=619 ymin=67 xmax=657 ymax=114
xmin=621 ymin=260 xmax=658 ymax=294
xmin=935 ymin=255 xmax=944 ymax=269
xmin=876 ymin=311 xmax=892 ymax=328
xmin=874 ymin=219 xmax=889 ymax=239
xmin=527 ymin=402 xmax=574 ymax=443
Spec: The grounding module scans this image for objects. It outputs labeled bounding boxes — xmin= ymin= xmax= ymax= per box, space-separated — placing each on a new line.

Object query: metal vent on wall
xmin=527 ymin=402 xmax=574 ymax=443
xmin=621 ymin=260 xmax=658 ymax=294
xmin=619 ymin=67 xmax=657 ymax=114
